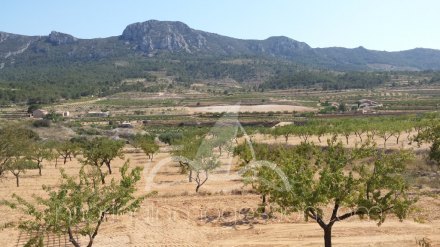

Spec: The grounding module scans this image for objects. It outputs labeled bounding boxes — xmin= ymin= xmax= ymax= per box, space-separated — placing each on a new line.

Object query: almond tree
xmin=81 ymin=137 xmax=125 ymax=184
xmin=1 ymin=162 xmax=147 ymax=247
xmin=140 ymin=142 xmax=159 ymax=161
xmin=7 ymin=159 xmax=39 ymax=187
xmin=0 ymin=126 xmax=40 ymax=185
xmin=414 ymin=120 xmax=440 ymax=165
xmin=256 ymin=139 xmax=415 ymax=247
xmin=172 ymin=137 xmax=203 ymax=182
xmin=96 ymin=138 xmax=125 ymax=174
xmin=133 ymin=134 xmax=159 ymax=161
xmin=0 ymin=126 xmax=39 ymax=176
xmin=56 ymin=140 xmax=79 ymax=165
xmin=173 ymin=135 xmax=220 ymax=192
xmin=29 ymin=141 xmax=56 ymax=176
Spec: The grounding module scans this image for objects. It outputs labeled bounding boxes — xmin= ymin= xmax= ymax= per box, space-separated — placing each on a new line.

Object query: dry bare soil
xmin=0 ymin=136 xmax=439 ymax=247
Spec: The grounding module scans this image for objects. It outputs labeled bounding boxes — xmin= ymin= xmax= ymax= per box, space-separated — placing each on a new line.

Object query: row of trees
xmin=252 ymin=116 xmax=434 ymax=149
xmin=0 ymin=126 xmax=132 ymax=186
xmin=156 ymin=115 xmax=440 ymax=196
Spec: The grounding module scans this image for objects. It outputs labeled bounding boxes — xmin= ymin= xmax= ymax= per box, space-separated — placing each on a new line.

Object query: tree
xmin=414 ymin=121 xmax=440 ymax=165
xmin=173 ymin=134 xmax=220 ymax=192
xmin=0 ymin=128 xmax=17 ymax=176
xmin=337 ymin=122 xmax=354 ymax=145
xmin=140 ymin=142 xmax=159 ymax=161
xmin=1 ymin=162 xmax=147 ymax=247
xmin=80 ymin=137 xmax=124 ymax=184
xmin=7 ymin=159 xmax=39 ymax=187
xmin=172 ymin=136 xmax=203 ymax=182
xmin=210 ymin=126 xmax=235 ymax=156
xmin=273 ymin=125 xmax=294 ymax=143
xmin=188 ymin=143 xmax=220 ymax=192
xmin=44 ymin=110 xmax=63 ymax=122
xmin=97 ymin=138 xmax=125 ymax=174
xmin=378 ymin=126 xmax=394 ymax=149
xmin=133 ymin=135 xmax=159 ymax=161
xmin=27 ymin=104 xmax=40 ymax=114
xmin=254 ymin=139 xmax=415 ymax=247
xmin=29 ymin=141 xmax=56 ymax=176
xmin=237 ymin=142 xmax=314 ymax=215
xmin=0 ymin=126 xmax=39 ymax=183
xmin=56 ymin=140 xmax=79 ymax=165
xmin=158 ymin=132 xmax=183 ymax=145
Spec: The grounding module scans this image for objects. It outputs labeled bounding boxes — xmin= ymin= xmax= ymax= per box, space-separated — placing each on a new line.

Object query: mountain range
xmin=1 ymin=19 xmax=440 ymax=72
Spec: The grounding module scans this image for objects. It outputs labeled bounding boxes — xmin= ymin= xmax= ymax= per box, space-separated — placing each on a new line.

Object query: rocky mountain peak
xmin=120 ymin=20 xmax=208 ymax=54
xmin=46 ymin=31 xmax=77 ymax=45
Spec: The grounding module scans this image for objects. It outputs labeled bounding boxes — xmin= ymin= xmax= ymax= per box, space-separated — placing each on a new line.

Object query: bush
xmin=32 ymin=119 xmax=51 ymax=128
xmin=158 ymin=132 xmax=183 ymax=145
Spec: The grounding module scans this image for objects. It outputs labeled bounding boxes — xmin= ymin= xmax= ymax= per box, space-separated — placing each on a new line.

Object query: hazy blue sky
xmin=1 ymin=0 xmax=439 ymax=51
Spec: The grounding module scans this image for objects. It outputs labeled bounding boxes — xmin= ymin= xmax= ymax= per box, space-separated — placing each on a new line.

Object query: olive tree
xmin=1 ymin=161 xmax=146 ymax=247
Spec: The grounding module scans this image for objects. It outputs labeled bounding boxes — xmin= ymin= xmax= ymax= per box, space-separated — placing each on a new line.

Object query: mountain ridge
xmin=1 ymin=19 xmax=440 ymax=72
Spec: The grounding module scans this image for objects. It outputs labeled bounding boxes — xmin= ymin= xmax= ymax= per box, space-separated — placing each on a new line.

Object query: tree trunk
xmin=106 ymin=162 xmax=112 ymax=174
xmin=261 ymin=194 xmax=266 ymax=213
xmin=99 ymin=169 xmax=106 ymax=184
xmin=63 ymin=156 xmax=68 ymax=165
xmin=196 ymin=184 xmax=201 ymax=192
xmin=15 ymin=175 xmax=19 ymax=187
xmin=324 ymin=226 xmax=332 ymax=247
xmin=68 ymin=227 xmax=81 ymax=247
xmin=188 ymin=170 xmax=192 ymax=182
xmin=38 ymin=166 xmax=42 ymax=176
xmin=87 ymin=239 xmax=94 ymax=247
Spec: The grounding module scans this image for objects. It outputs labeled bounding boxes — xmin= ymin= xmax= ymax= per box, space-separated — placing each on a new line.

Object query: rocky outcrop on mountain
xmin=46 ymin=31 xmax=77 ymax=45
xmin=121 ymin=20 xmax=208 ymax=53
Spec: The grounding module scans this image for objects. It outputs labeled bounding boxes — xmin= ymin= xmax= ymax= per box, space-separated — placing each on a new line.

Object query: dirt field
xmin=0 ymin=136 xmax=439 ymax=247
xmin=187 ymin=104 xmax=316 ymax=114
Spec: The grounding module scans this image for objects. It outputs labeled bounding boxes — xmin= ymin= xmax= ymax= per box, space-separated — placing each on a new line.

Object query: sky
xmin=1 ymin=0 xmax=440 ymax=51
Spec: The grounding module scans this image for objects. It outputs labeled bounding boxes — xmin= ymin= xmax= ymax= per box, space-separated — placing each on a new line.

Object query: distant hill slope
xmin=1 ymin=19 xmax=440 ymax=72
xmin=1 ymin=20 xmax=440 ymax=104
